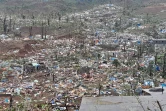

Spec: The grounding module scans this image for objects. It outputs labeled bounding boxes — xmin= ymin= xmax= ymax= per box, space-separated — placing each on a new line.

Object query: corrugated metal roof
xmin=152 ymin=39 xmax=166 ymax=44
xmin=80 ymin=94 xmax=166 ymax=111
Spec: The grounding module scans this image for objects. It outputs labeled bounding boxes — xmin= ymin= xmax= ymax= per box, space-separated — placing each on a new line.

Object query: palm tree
xmin=112 ymin=59 xmax=120 ymax=73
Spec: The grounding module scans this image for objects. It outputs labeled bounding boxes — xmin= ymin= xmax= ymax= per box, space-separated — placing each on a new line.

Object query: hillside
xmin=0 ymin=0 xmax=165 ymax=36
xmin=0 ymin=0 xmax=165 ymax=16
xmin=0 ymin=0 xmax=111 ymax=16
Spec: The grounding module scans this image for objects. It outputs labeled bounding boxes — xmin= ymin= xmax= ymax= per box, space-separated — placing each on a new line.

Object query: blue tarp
xmin=144 ymin=80 xmax=154 ymax=86
xmin=0 ymin=88 xmax=6 ymax=92
xmin=160 ymin=29 xmax=166 ymax=33
xmin=114 ymin=40 xmax=118 ymax=43
xmin=110 ymin=57 xmax=117 ymax=61
xmin=109 ymin=4 xmax=113 ymax=7
xmin=110 ymin=77 xmax=117 ymax=81
xmin=111 ymin=30 xmax=115 ymax=33
xmin=161 ymin=83 xmax=166 ymax=87
xmin=4 ymin=98 xmax=9 ymax=103
xmin=137 ymin=41 xmax=141 ymax=45
xmin=137 ymin=23 xmax=141 ymax=27
xmin=155 ymin=65 xmax=160 ymax=71
xmin=51 ymin=100 xmax=55 ymax=104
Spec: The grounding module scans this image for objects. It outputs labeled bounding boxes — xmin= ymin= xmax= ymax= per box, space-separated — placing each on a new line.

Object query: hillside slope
xmin=0 ymin=0 xmax=111 ymax=15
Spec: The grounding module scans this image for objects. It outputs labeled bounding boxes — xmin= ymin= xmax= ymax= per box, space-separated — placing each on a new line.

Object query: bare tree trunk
xmin=47 ymin=18 xmax=50 ymax=26
xmin=29 ymin=26 xmax=32 ymax=37
xmin=9 ymin=15 xmax=12 ymax=32
xmin=44 ymin=27 xmax=47 ymax=39
xmin=155 ymin=53 xmax=158 ymax=65
xmin=41 ymin=21 xmax=44 ymax=39
xmin=32 ymin=13 xmax=35 ymax=26
xmin=3 ymin=16 xmax=7 ymax=34
xmin=13 ymin=20 xmax=15 ymax=30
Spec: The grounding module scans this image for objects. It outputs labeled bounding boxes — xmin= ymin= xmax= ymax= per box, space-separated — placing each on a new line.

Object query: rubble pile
xmin=0 ymin=3 xmax=166 ymax=111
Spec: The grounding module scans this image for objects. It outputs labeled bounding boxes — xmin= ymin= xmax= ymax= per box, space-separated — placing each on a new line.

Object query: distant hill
xmin=0 ymin=0 xmax=110 ymax=15
xmin=0 ymin=0 xmax=164 ymax=16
